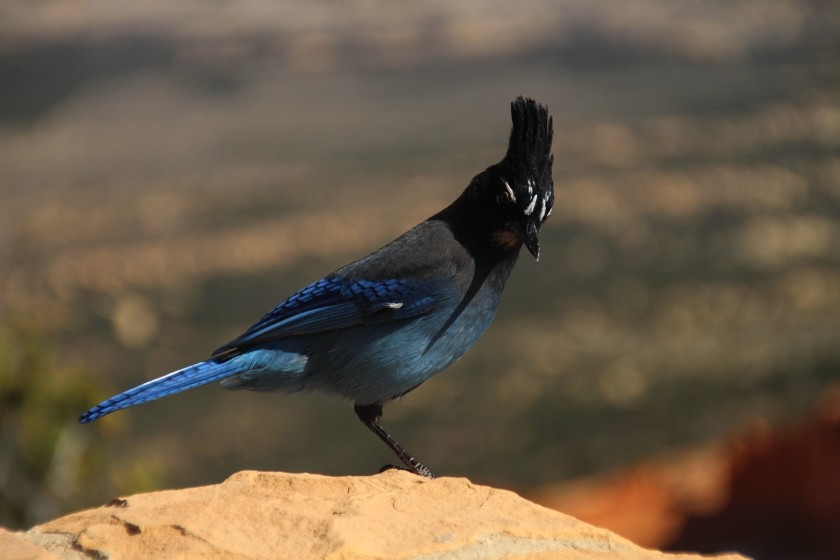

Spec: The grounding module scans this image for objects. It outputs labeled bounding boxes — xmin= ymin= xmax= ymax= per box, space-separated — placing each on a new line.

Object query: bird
xmin=80 ymin=96 xmax=554 ymax=479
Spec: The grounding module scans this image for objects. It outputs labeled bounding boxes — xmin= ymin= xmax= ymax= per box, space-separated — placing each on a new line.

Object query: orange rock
xmin=529 ymin=388 xmax=840 ymax=559
xmin=4 ymin=471 xmax=745 ymax=560
xmin=0 ymin=527 xmax=58 ymax=560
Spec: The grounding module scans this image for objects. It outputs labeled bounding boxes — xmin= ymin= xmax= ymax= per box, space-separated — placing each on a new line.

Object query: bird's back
xmin=254 ymin=214 xmax=521 ymax=405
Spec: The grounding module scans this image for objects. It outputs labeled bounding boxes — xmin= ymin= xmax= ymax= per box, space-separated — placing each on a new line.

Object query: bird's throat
xmin=490 ymin=229 xmax=523 ymax=253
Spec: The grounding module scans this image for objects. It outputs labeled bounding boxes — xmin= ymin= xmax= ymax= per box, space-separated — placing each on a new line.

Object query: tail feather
xmin=79 ymin=360 xmax=235 ymax=423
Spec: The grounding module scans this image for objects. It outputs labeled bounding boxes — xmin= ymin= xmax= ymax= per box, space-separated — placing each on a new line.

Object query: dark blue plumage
xmin=80 ymin=97 xmax=555 ymax=478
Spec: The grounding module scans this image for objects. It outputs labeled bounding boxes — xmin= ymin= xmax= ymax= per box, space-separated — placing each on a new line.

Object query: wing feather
xmin=212 ymin=277 xmax=439 ymax=356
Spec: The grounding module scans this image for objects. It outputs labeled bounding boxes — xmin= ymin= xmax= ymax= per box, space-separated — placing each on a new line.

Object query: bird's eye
xmin=498 ymin=179 xmax=517 ymax=206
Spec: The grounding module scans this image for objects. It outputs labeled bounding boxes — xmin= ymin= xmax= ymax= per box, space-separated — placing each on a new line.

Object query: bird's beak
xmin=513 ymin=219 xmax=541 ymax=260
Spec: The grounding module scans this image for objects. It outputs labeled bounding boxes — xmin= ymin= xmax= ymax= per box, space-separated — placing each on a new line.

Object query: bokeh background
xmin=2 ymin=1 xmax=839 ymax=557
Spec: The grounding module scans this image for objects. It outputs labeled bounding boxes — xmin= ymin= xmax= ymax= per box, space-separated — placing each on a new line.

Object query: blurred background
xmin=1 ymin=1 xmax=839 ymax=557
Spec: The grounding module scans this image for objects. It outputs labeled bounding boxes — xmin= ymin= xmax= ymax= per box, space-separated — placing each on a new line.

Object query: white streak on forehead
xmin=502 ymin=179 xmax=516 ymax=203
xmin=523 ymin=194 xmax=538 ymax=216
xmin=537 ymin=197 xmax=547 ymax=221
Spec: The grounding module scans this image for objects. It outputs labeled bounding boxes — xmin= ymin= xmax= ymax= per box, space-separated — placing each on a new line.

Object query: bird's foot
xmin=407 ymin=458 xmax=435 ymax=479
xmin=378 ymin=463 xmax=435 ymax=479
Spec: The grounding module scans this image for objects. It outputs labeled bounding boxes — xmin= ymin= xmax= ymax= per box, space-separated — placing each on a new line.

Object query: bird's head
xmin=459 ymin=97 xmax=554 ymax=260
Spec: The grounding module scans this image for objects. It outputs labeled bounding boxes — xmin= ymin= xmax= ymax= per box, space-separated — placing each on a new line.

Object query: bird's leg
xmin=354 ymin=403 xmax=435 ymax=479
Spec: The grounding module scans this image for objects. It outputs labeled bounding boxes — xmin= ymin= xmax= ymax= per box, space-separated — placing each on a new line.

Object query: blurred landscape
xmin=1 ymin=0 xmax=839 ymax=555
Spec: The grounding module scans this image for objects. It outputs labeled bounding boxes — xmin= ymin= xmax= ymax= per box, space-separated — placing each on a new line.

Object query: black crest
xmin=505 ymin=97 xmax=553 ymax=185
xmin=496 ymin=97 xmax=554 ymax=224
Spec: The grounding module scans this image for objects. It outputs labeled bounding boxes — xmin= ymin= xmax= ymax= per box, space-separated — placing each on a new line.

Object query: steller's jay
xmin=80 ymin=97 xmax=554 ymax=478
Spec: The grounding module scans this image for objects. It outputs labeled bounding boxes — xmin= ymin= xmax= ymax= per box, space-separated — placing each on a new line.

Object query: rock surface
xmin=3 ymin=471 xmax=746 ymax=560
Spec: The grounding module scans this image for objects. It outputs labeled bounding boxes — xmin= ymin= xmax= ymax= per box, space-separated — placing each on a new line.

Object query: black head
xmin=457 ymin=97 xmax=554 ymax=260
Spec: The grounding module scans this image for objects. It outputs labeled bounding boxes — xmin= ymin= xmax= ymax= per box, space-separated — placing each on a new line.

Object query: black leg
xmin=354 ymin=403 xmax=434 ymax=479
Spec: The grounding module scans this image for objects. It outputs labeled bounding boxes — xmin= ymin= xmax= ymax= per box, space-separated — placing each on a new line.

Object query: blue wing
xmin=212 ymin=276 xmax=439 ymax=356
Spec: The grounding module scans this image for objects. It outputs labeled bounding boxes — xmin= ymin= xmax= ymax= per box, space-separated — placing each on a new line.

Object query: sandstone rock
xmin=4 ymin=471 xmax=746 ymax=560
xmin=1 ymin=527 xmax=58 ymax=560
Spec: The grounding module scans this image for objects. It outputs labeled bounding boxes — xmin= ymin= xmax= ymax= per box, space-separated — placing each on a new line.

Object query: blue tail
xmin=79 ymin=360 xmax=236 ymax=423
